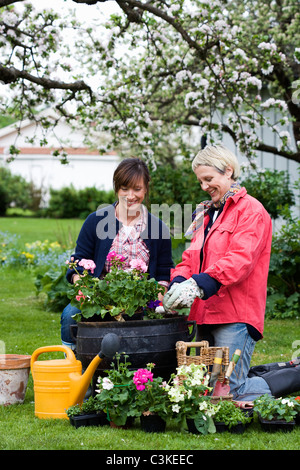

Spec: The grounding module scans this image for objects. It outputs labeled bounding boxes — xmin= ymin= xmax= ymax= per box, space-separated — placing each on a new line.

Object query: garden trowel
xmin=213 ymin=349 xmax=241 ymax=397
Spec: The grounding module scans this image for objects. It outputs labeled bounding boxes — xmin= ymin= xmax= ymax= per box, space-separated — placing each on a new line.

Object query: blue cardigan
xmin=66 ymin=203 xmax=174 ymax=283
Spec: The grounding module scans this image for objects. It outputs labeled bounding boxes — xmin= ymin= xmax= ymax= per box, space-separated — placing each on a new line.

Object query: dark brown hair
xmin=113 ymin=157 xmax=150 ymax=198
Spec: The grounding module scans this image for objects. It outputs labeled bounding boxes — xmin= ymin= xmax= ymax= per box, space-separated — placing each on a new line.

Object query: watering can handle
xmin=30 ymin=345 xmax=76 ymax=369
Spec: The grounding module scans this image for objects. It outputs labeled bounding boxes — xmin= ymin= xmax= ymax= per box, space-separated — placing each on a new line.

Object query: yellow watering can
xmin=31 ymin=333 xmax=120 ymax=419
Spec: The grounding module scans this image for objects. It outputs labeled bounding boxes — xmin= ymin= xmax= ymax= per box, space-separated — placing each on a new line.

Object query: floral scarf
xmin=185 ymin=182 xmax=242 ymax=238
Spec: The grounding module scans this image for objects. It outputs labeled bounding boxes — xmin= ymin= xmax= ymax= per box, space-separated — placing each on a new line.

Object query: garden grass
xmin=0 ymin=216 xmax=82 ymax=247
xmin=0 ymin=217 xmax=300 ymax=451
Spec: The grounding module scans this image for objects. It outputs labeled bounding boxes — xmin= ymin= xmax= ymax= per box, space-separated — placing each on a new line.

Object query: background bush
xmin=46 ymin=186 xmax=115 ymax=219
xmin=240 ymin=169 xmax=295 ymax=219
xmin=266 ymin=213 xmax=300 ymax=319
xmin=0 ymin=167 xmax=34 ymax=215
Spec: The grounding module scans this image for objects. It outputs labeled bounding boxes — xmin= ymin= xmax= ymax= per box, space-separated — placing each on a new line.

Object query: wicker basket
xmin=175 ymin=340 xmax=233 ymax=403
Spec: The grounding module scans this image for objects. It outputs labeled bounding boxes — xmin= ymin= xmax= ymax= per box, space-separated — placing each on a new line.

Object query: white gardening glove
xmin=163 ymin=278 xmax=203 ymax=312
xmin=162 ymin=283 xmax=179 ymax=312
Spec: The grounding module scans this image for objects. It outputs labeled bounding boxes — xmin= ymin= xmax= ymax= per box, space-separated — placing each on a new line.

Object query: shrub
xmin=241 ymin=169 xmax=295 ymax=219
xmin=0 ymin=167 xmax=33 ymax=212
xmin=46 ymin=186 xmax=115 ymax=219
xmin=266 ymin=215 xmax=300 ymax=319
xmin=0 ymin=184 xmax=8 ymax=216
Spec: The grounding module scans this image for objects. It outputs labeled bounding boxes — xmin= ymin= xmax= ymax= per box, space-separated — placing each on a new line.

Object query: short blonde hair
xmin=192 ymin=144 xmax=240 ymax=180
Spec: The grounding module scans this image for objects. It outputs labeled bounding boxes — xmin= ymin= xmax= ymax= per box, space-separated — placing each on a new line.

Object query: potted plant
xmin=68 ymin=254 xmax=164 ymax=322
xmin=165 ymin=363 xmax=218 ymax=435
xmin=66 ymin=396 xmax=108 ymax=428
xmin=66 ymin=254 xmax=196 ymax=383
xmin=213 ymin=399 xmax=252 ymax=434
xmin=93 ymin=353 xmax=138 ymax=427
xmin=253 ymin=394 xmax=298 ymax=432
xmin=132 ymin=363 xmax=171 ymax=433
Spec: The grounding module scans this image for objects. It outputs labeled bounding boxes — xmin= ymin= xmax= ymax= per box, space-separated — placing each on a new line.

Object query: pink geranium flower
xmin=78 ymin=259 xmax=96 ymax=274
xmin=133 ymin=368 xmax=154 ymax=390
xmin=75 ymin=290 xmax=86 ymax=301
xmin=106 ymin=251 xmax=126 ymax=263
xmin=129 ymin=259 xmax=147 ymax=272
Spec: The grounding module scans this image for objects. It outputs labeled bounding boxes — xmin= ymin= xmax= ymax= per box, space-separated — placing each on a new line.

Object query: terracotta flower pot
xmin=0 ymin=354 xmax=31 ymax=405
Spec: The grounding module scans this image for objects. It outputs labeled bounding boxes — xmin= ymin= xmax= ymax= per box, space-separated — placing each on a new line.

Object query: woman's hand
xmin=72 ymin=274 xmax=81 ymax=284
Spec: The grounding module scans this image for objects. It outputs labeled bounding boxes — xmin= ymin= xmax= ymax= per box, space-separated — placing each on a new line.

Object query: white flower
xmin=233 ymin=48 xmax=248 ymax=60
xmin=246 ymin=76 xmax=262 ymax=89
xmin=102 ymin=377 xmax=114 ymax=390
xmin=172 ymin=404 xmax=181 ymax=413
xmin=261 ymin=64 xmax=274 ymax=75
xmin=258 ymin=42 xmax=277 ymax=52
xmin=281 ymin=398 xmax=294 ymax=408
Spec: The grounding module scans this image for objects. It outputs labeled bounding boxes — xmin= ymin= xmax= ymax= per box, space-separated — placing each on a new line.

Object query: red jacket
xmin=171 ymin=188 xmax=272 ymax=336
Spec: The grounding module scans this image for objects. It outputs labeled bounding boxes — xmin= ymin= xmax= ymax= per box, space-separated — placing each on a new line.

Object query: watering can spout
xmin=69 ymin=353 xmax=101 ymax=406
xmin=70 ymin=332 xmax=120 ymax=406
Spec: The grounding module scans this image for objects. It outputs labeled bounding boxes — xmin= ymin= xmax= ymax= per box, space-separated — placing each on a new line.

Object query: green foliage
xmin=213 ymin=400 xmax=251 ymax=429
xmin=66 ymin=397 xmax=99 ymax=418
xmin=266 ymin=216 xmax=300 ymax=319
xmin=94 ymin=354 xmax=138 ymax=426
xmin=253 ymin=394 xmax=299 ymax=423
xmin=46 ymin=186 xmax=115 ymax=219
xmin=0 ymin=185 xmax=8 ymax=216
xmin=34 ymin=265 xmax=73 ymax=312
xmin=149 ymin=160 xmax=207 ymax=209
xmin=0 ymin=167 xmax=33 ymax=215
xmin=241 ymin=169 xmax=295 ymax=219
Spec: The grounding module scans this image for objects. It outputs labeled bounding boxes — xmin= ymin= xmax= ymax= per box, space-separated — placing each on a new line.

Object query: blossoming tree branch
xmin=0 ymin=0 xmax=299 ymax=164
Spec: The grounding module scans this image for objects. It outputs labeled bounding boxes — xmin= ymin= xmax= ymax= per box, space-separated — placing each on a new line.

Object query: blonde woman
xmin=164 ymin=144 xmax=273 ymax=401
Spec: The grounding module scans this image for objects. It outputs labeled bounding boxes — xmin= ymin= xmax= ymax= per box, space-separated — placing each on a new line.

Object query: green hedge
xmin=46 ymin=186 xmax=116 ymax=219
xmin=0 ymin=167 xmax=34 ymax=215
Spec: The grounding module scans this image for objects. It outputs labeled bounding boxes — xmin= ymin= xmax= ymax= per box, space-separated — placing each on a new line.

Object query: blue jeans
xmin=60 ymin=303 xmax=80 ymax=349
xmin=196 ymin=323 xmax=272 ymax=401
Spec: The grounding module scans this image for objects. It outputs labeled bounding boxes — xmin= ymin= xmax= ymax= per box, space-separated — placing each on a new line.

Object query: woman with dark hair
xmin=61 ymin=157 xmax=174 ymax=350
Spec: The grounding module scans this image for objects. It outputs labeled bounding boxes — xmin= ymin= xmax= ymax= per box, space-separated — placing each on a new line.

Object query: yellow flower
xmin=21 ymin=251 xmax=35 ymax=260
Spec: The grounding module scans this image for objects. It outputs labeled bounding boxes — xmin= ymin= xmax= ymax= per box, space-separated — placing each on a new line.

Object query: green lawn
xmin=0 ymin=218 xmax=300 ymax=450
xmin=0 ymin=216 xmax=83 ymax=247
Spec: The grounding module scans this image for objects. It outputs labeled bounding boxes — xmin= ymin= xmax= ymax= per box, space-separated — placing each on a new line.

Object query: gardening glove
xmin=162 ymin=283 xmax=179 ymax=312
xmin=163 ymin=278 xmax=203 ymax=312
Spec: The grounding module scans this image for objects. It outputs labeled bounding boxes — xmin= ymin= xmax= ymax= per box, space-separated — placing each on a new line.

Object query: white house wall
xmin=0 ymin=116 xmax=121 ymax=205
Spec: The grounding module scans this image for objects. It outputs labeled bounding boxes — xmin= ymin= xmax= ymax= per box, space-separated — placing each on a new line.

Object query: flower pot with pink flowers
xmin=133 ymin=363 xmax=171 ymax=432
xmin=67 ymin=254 xmax=196 ymax=383
xmin=68 ymin=253 xmax=164 ymax=323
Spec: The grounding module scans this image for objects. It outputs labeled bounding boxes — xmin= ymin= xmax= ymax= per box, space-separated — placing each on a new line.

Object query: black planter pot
xmin=258 ymin=415 xmax=296 ymax=432
xmin=186 ymin=418 xmax=199 ymax=434
xmin=69 ymin=412 xmax=108 ymax=429
xmin=73 ymin=316 xmax=196 ymax=388
xmin=140 ymin=414 xmax=166 ymax=433
xmin=215 ymin=421 xmax=246 ymax=434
